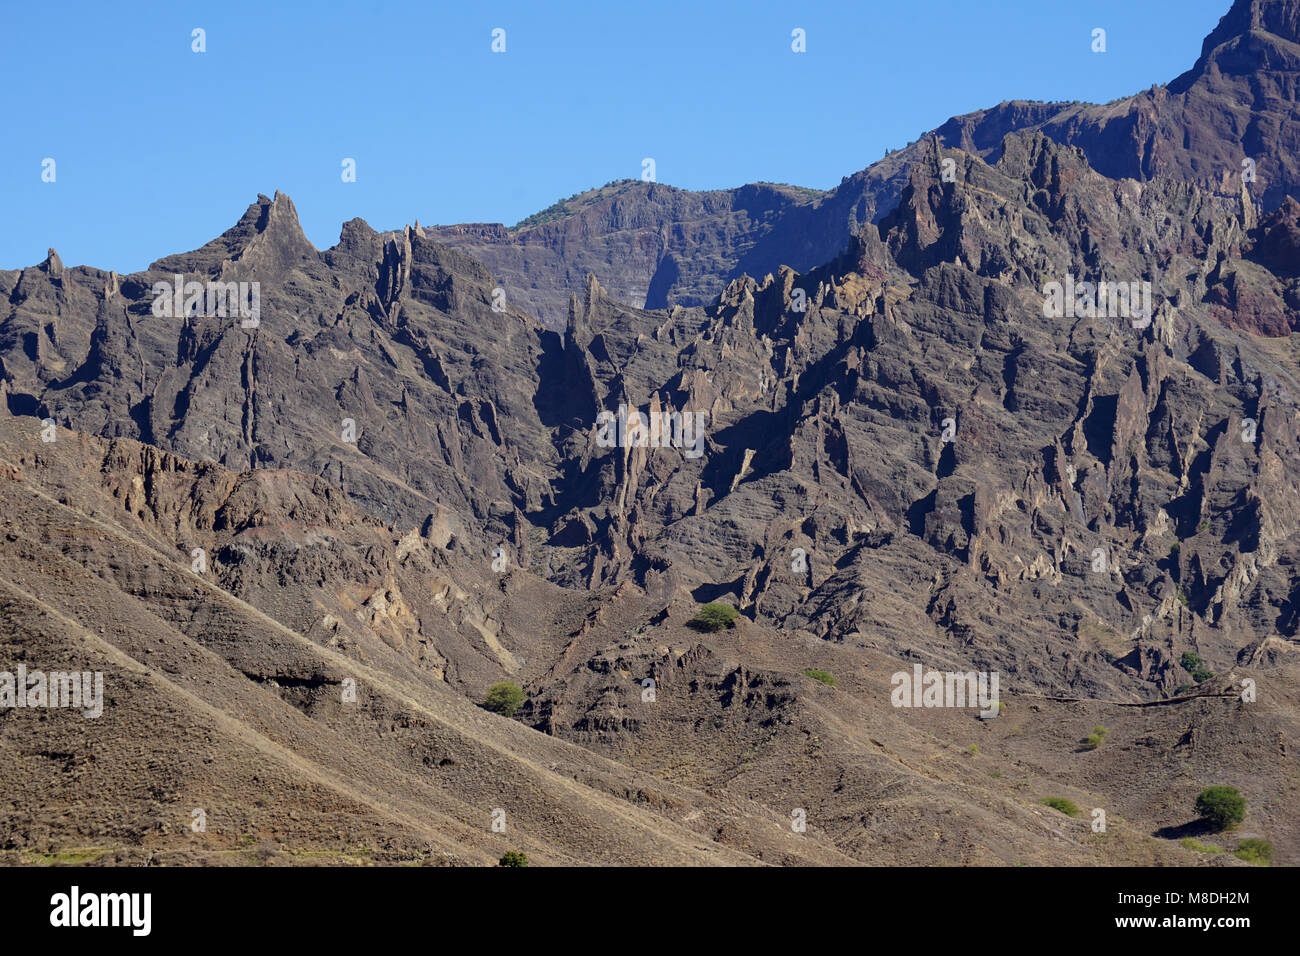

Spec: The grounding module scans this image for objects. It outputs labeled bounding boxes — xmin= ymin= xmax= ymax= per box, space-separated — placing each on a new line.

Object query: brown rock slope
xmin=1 ymin=415 xmax=1294 ymax=864
xmin=0 ymin=417 xmax=859 ymax=866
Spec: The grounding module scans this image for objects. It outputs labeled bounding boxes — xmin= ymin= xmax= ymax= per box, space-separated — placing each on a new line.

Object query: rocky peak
xmin=1170 ymin=0 xmax=1300 ymax=90
xmin=151 ymin=191 xmax=319 ymax=276
xmin=40 ymin=247 xmax=63 ymax=279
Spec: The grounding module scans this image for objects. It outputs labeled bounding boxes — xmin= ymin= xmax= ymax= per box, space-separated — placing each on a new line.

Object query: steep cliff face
xmin=426 ymin=181 xmax=824 ymax=329
xmin=3 ymin=193 xmax=560 ymax=544
xmin=5 ymin=130 xmax=1298 ymax=711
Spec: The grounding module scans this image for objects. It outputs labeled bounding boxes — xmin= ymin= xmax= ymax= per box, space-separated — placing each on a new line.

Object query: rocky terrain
xmin=427 ymin=180 xmax=825 ymax=330
xmin=1 ymin=0 xmax=1297 ymax=866
xmin=432 ymin=0 xmax=1300 ymax=334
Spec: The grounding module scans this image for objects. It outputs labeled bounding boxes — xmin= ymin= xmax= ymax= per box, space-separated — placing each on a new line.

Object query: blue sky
xmin=1 ymin=0 xmax=1230 ymax=273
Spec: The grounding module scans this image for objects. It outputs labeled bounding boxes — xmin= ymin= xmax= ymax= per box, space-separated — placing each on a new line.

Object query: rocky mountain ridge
xmin=2 ymin=0 xmax=1297 ymax=866
xmin=428 ymin=0 xmax=1300 ymax=331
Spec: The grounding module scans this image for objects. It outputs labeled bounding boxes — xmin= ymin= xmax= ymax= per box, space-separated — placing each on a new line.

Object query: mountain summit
xmin=1173 ymin=0 xmax=1300 ymax=88
xmin=429 ymin=0 xmax=1300 ymax=327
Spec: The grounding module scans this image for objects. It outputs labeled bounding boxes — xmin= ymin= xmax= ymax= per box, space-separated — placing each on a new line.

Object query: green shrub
xmin=498 ymin=851 xmax=529 ymax=867
xmin=482 ymin=682 xmax=526 ymax=718
xmin=1179 ymin=836 xmax=1223 ymax=854
xmin=1234 ymin=838 xmax=1273 ymax=866
xmin=1179 ymin=652 xmax=1213 ymax=683
xmin=1040 ymin=797 xmax=1081 ymax=817
xmin=803 ymin=669 xmax=837 ymax=687
xmin=689 ymin=602 xmax=739 ymax=632
xmin=1194 ymin=786 xmax=1246 ymax=831
xmin=1083 ymin=725 xmax=1108 ymax=749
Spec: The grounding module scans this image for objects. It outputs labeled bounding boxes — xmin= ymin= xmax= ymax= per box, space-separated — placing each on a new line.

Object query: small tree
xmin=689 ymin=602 xmax=739 ymax=632
xmin=1195 ymin=786 xmax=1246 ymax=831
xmin=482 ymin=682 xmax=526 ymax=718
xmin=1179 ymin=651 xmax=1213 ymax=683
xmin=498 ymin=851 xmax=528 ymax=867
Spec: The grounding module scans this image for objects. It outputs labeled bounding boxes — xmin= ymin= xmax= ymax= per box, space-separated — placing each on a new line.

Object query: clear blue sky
xmin=0 ymin=0 xmax=1231 ymax=273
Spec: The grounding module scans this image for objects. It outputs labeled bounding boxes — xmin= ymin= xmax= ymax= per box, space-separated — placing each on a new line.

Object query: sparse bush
xmin=1179 ymin=836 xmax=1223 ymax=854
xmin=482 ymin=682 xmax=526 ymax=718
xmin=689 ymin=602 xmax=739 ymax=632
xmin=1083 ymin=725 xmax=1108 ymax=750
xmin=967 ymin=744 xmax=979 ymax=757
xmin=498 ymin=850 xmax=529 ymax=867
xmin=1234 ymin=838 xmax=1273 ymax=865
xmin=1040 ymin=797 xmax=1081 ymax=817
xmin=1195 ymin=786 xmax=1246 ymax=831
xmin=513 ymin=200 xmax=571 ymax=230
xmin=803 ymin=668 xmax=836 ymax=687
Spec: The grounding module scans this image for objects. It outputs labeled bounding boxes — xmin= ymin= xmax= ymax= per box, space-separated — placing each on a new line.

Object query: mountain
xmin=425 ymin=180 xmax=825 ymax=330
xmin=431 ymin=0 xmax=1300 ymax=330
xmin=2 ymin=0 xmax=1298 ymax=866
